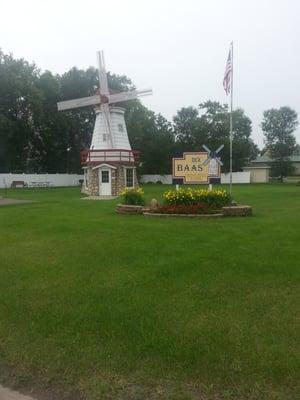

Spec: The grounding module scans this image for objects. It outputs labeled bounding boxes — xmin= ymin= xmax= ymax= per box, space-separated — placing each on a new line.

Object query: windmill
xmin=202 ymin=144 xmax=224 ymax=184
xmin=202 ymin=145 xmax=224 ymax=169
xmin=57 ymin=51 xmax=153 ymax=197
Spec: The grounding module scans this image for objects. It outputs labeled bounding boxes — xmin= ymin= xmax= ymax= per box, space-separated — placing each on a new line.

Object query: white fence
xmin=221 ymin=172 xmax=250 ymax=184
xmin=0 ymin=173 xmax=84 ymax=188
xmin=0 ymin=172 xmax=250 ymax=189
xmin=140 ymin=175 xmax=173 ymax=184
xmin=140 ymin=172 xmax=250 ymax=184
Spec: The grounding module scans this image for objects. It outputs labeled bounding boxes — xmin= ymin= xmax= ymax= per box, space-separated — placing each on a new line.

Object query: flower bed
xmin=152 ymin=204 xmax=220 ymax=215
xmin=142 ymin=188 xmax=230 ymax=218
xmin=116 ymin=187 xmax=252 ymax=218
xmin=143 ymin=188 xmax=252 ymax=218
xmin=116 ymin=188 xmax=145 ymax=214
xmin=163 ymin=187 xmax=231 ymax=208
xmin=119 ymin=188 xmax=145 ymax=206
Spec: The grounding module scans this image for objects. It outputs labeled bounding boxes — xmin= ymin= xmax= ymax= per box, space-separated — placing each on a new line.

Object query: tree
xmin=294 ymin=144 xmax=300 ymax=155
xmin=0 ymin=49 xmax=144 ymax=174
xmin=0 ymin=50 xmax=258 ymax=176
xmin=172 ymin=101 xmax=258 ymax=172
xmin=142 ymin=113 xmax=174 ymax=174
xmin=199 ymin=102 xmax=258 ymax=171
xmin=262 ymin=107 xmax=298 ymax=180
xmin=126 ymin=103 xmax=175 ymax=174
xmin=0 ymin=50 xmax=43 ymax=172
xmin=173 ymin=107 xmax=201 ymax=149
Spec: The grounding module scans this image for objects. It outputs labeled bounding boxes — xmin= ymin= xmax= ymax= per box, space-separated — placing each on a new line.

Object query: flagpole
xmin=229 ymin=41 xmax=233 ymax=197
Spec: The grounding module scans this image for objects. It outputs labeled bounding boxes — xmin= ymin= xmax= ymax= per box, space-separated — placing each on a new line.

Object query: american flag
xmin=223 ymin=47 xmax=232 ymax=95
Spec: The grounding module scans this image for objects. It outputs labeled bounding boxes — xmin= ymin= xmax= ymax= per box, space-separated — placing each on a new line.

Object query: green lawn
xmin=0 ymin=184 xmax=299 ymax=400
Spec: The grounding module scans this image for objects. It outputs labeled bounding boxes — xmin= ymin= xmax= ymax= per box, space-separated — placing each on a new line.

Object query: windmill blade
xmin=57 ymin=95 xmax=100 ymax=111
xmin=215 ymin=144 xmax=225 ymax=154
xmin=108 ymin=91 xmax=138 ymax=104
xmin=109 ymin=88 xmax=153 ymax=104
xmin=216 ymin=158 xmax=224 ymax=166
xmin=109 ymin=88 xmax=152 ymax=104
xmin=135 ymin=88 xmax=153 ymax=98
xmin=101 ymin=103 xmax=114 ymax=147
xmin=202 ymin=144 xmax=210 ymax=153
xmin=202 ymin=158 xmax=210 ymax=166
xmin=97 ymin=50 xmax=109 ymax=95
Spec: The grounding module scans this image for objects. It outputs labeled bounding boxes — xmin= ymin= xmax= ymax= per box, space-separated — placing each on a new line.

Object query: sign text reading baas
xmin=176 ymin=156 xmax=204 ymax=172
xmin=173 ymin=152 xmax=210 ymax=184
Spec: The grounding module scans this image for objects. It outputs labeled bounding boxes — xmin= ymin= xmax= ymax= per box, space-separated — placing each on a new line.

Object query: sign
xmin=173 ymin=152 xmax=210 ymax=184
xmin=172 ymin=148 xmax=222 ymax=185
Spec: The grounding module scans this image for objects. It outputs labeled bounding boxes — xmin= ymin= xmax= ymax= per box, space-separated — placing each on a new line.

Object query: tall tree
xmin=199 ymin=101 xmax=258 ymax=171
xmin=0 ymin=50 xmax=43 ymax=172
xmin=172 ymin=101 xmax=258 ymax=172
xmin=173 ymin=107 xmax=201 ymax=149
xmin=126 ymin=103 xmax=175 ymax=174
xmin=262 ymin=107 xmax=298 ymax=180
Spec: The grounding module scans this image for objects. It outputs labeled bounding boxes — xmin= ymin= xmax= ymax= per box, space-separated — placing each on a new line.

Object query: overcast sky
xmin=1 ymin=0 xmax=300 ymax=148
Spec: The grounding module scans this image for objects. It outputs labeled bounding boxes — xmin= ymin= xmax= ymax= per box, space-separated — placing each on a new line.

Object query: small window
xmin=126 ymin=168 xmax=134 ymax=187
xmin=118 ymin=124 xmax=124 ymax=132
xmin=101 ymin=170 xmax=109 ymax=183
xmin=103 ymin=134 xmax=107 ymax=142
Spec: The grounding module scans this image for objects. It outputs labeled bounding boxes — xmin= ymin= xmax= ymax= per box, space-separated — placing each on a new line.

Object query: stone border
xmin=143 ymin=212 xmax=223 ymax=218
xmin=116 ymin=204 xmax=144 ymax=214
xmin=82 ymin=196 xmax=118 ymax=201
xmin=116 ymin=204 xmax=253 ymax=217
xmin=222 ymin=205 xmax=252 ymax=216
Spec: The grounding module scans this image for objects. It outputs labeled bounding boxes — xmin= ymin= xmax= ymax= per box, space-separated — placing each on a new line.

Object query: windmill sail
xmin=57 ymin=50 xmax=152 ymax=151
xmin=57 ymin=95 xmax=100 ymax=111
xmin=109 ymin=88 xmax=153 ymax=104
xmin=98 ymin=51 xmax=109 ymax=95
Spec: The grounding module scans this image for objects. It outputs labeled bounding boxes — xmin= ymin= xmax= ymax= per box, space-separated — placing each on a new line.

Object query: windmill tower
xmin=57 ymin=51 xmax=152 ymax=197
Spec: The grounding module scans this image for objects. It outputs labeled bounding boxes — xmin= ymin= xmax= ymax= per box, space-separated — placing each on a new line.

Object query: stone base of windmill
xmin=81 ymin=164 xmax=138 ymax=198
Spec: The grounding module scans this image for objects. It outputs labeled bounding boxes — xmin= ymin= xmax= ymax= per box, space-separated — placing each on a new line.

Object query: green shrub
xmin=163 ymin=187 xmax=231 ymax=209
xmin=120 ymin=188 xmax=145 ymax=206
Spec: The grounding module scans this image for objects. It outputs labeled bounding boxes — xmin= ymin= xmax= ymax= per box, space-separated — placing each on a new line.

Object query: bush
xmin=163 ymin=187 xmax=231 ymax=209
xmin=156 ymin=180 xmax=163 ymax=184
xmin=120 ymin=187 xmax=145 ymax=206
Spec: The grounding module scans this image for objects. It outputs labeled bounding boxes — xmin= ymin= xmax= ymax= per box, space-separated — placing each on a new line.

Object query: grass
xmin=0 ymin=184 xmax=299 ymax=399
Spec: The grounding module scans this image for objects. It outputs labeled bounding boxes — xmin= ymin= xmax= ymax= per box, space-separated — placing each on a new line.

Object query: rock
xmin=150 ymin=198 xmax=159 ymax=210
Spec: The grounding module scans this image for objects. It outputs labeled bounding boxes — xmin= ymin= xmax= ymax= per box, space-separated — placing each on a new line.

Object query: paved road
xmin=0 ymin=199 xmax=33 ymax=206
xmin=0 ymin=385 xmax=37 ymax=400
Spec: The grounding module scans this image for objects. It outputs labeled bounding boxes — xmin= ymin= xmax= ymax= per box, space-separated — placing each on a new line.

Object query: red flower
xmin=154 ymin=203 xmax=218 ymax=215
